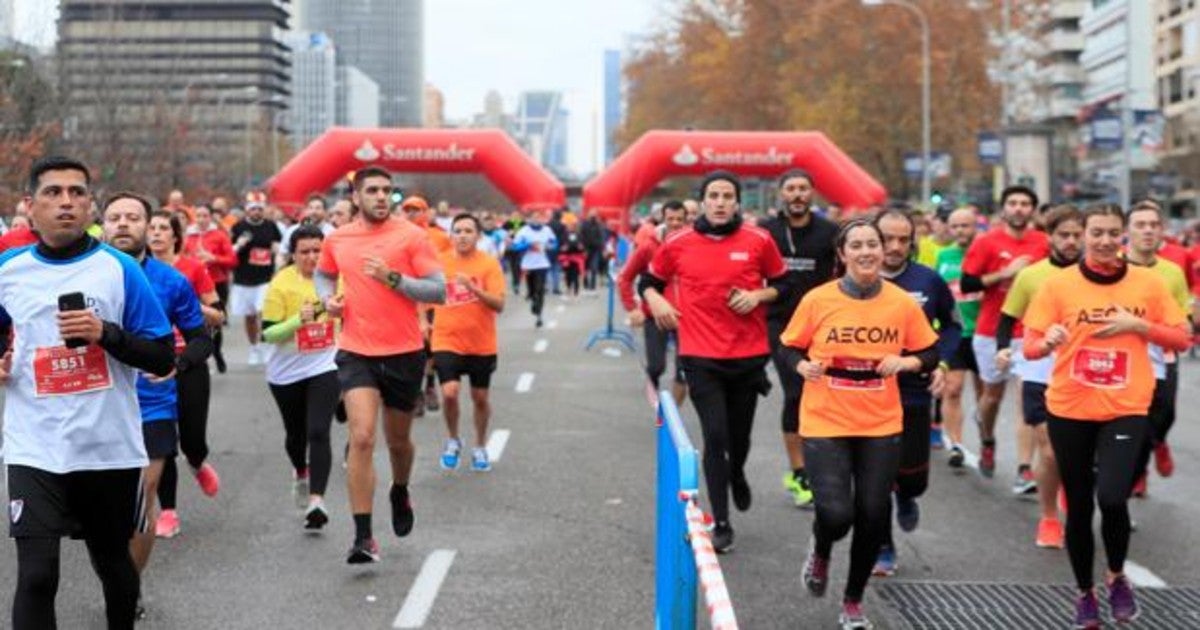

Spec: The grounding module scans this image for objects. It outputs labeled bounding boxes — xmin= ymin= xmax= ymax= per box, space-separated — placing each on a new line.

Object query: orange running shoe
xmin=1036 ymin=517 xmax=1064 ymax=549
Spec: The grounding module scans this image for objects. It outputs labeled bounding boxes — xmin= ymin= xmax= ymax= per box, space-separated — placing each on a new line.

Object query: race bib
xmin=446 ymin=280 xmax=478 ymax=306
xmin=828 ymin=357 xmax=884 ymax=391
xmin=1070 ymin=347 xmax=1129 ymax=389
xmin=33 ymin=344 xmax=113 ymax=398
xmin=249 ymin=247 xmax=272 ymax=266
xmin=295 ymin=321 xmax=335 ymax=354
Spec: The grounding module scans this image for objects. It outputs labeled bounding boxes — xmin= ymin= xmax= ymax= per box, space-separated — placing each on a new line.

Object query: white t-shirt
xmin=0 ymin=242 xmax=172 ymax=473
xmin=515 ymin=224 xmax=557 ymax=271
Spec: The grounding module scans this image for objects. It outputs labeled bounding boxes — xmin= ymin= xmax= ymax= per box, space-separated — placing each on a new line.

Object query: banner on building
xmin=1133 ymin=110 xmax=1164 ymax=152
xmin=903 ymin=151 xmax=952 ymax=179
xmin=977 ymin=132 xmax=1004 ymax=165
xmin=1089 ymin=109 xmax=1123 ymax=151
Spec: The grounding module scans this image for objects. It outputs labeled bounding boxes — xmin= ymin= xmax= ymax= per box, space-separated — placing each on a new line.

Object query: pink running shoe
xmin=194 ymin=463 xmax=221 ymax=497
xmin=156 ymin=509 xmax=181 ymax=539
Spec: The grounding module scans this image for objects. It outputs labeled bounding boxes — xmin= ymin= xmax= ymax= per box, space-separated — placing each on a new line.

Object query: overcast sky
xmin=13 ymin=0 xmax=664 ymax=173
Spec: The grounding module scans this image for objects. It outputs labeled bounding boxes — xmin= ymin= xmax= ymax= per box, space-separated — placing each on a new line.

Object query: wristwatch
xmin=386 ymin=271 xmax=402 ymax=289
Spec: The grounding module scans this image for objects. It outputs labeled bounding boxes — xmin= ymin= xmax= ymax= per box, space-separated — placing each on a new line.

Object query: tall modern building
xmin=299 ymin=0 xmax=423 ymax=127
xmin=57 ymin=0 xmax=291 ymax=162
xmin=286 ymin=31 xmax=336 ymax=150
xmin=1078 ymin=0 xmax=1158 ymax=200
xmin=514 ymin=91 xmax=569 ymax=173
xmin=1156 ymin=0 xmax=1200 ymax=204
xmin=471 ymin=90 xmax=510 ymax=130
xmin=1030 ymin=1 xmax=1087 ymax=199
xmin=423 ymin=83 xmax=444 ymax=128
xmin=603 ymin=49 xmax=623 ymax=164
xmin=337 ymin=64 xmax=380 ymax=128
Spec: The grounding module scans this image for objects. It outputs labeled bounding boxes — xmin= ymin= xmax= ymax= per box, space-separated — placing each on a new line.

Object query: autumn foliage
xmin=621 ymin=0 xmax=1001 ymax=198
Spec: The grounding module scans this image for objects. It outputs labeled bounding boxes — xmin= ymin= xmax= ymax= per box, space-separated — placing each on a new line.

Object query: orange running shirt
xmin=317 ymin=217 xmax=441 ymax=356
xmin=431 ymin=250 xmax=506 ymax=356
xmin=428 ymin=226 xmax=453 ymax=255
xmin=1023 ymin=264 xmax=1187 ymax=421
xmin=780 ymin=281 xmax=939 ymax=438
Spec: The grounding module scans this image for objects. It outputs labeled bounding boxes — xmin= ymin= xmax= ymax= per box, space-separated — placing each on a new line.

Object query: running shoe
xmin=1154 ymin=442 xmax=1174 ymax=478
xmin=1131 ymin=473 xmax=1147 ymax=498
xmin=712 ymin=522 xmax=734 ymax=554
xmin=424 ymin=386 xmax=440 ymax=412
xmin=1107 ymin=575 xmax=1140 ymax=623
xmin=135 ymin=596 xmax=147 ymax=620
xmin=347 ymin=537 xmax=381 ymax=564
xmin=304 ymin=500 xmax=329 ymax=530
xmin=1012 ymin=467 xmax=1037 ymax=496
xmin=390 ymin=485 xmax=414 ymax=537
xmin=536 ymin=317 xmax=544 ymax=328
xmin=839 ymin=600 xmax=873 ymax=630
xmin=731 ymin=476 xmax=752 ymax=512
xmin=979 ymin=444 xmax=996 ymax=478
xmin=440 ymin=438 xmax=462 ymax=470
xmin=896 ymin=495 xmax=920 ymax=532
xmin=1073 ymin=589 xmax=1101 ymax=629
xmin=872 ymin=545 xmax=896 ymax=577
xmin=782 ymin=471 xmax=815 ymax=509
xmin=930 ymin=424 xmax=944 ymax=450
xmin=292 ymin=470 xmax=309 ymax=509
xmin=413 ymin=393 xmax=426 ymax=418
xmin=1035 ymin=517 xmax=1064 ymax=549
xmin=947 ymin=445 xmax=965 ymax=470
xmin=247 ymin=345 xmax=263 ymax=366
xmin=470 ymin=447 xmax=492 ymax=472
xmin=214 ymin=352 xmax=227 ymax=374
xmin=802 ymin=538 xmax=829 ymax=597
xmin=156 ymin=509 xmax=181 ymax=539
xmin=194 ymin=462 xmax=221 ymax=498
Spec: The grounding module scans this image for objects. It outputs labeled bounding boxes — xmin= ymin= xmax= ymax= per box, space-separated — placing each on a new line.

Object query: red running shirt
xmin=648 ymin=225 xmax=786 ymax=359
xmin=961 ymin=228 xmax=1048 ymax=337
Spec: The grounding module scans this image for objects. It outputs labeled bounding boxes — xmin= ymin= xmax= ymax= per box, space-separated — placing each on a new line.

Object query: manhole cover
xmin=876 ymin=581 xmax=1200 ymax=629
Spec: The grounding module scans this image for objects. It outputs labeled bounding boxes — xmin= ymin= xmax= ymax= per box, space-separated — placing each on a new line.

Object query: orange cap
xmin=400 ymin=196 xmax=429 ymax=212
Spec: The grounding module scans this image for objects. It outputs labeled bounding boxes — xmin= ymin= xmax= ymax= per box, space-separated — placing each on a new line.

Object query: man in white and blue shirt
xmin=512 ymin=210 xmax=557 ymax=328
xmin=0 ymin=156 xmax=174 ymax=629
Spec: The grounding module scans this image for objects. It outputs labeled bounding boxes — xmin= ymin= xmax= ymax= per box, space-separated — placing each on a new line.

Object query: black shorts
xmin=142 ymin=421 xmax=179 ymax=460
xmin=7 ymin=465 xmax=144 ymax=540
xmin=1021 ymin=381 xmax=1048 ymax=427
xmin=433 ymin=352 xmax=497 ymax=389
xmin=946 ymin=338 xmax=977 ymax=372
xmin=335 ymin=349 xmax=426 ymax=412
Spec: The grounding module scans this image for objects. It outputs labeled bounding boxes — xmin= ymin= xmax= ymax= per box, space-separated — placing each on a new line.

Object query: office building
xmin=337 ymin=64 xmax=380 ymax=128
xmin=286 ymin=31 xmax=336 ymax=149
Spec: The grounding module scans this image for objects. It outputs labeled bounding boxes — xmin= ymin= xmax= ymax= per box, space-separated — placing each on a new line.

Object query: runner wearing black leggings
xmin=641 ymin=171 xmax=786 ymax=554
xmin=781 ymin=219 xmax=939 ymax=630
xmin=148 ymin=211 xmax=224 ymax=539
xmin=262 ymin=225 xmax=341 ymax=529
xmin=1022 ymin=204 xmax=1190 ymax=629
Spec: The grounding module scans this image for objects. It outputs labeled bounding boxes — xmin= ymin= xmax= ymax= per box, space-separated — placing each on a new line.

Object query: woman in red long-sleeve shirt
xmin=184 ymin=204 xmax=237 ymax=373
xmin=617 ymin=201 xmax=690 ymax=405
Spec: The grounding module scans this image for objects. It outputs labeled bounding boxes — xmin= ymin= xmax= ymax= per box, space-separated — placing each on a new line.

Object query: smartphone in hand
xmin=58 ymin=292 xmax=89 ymax=349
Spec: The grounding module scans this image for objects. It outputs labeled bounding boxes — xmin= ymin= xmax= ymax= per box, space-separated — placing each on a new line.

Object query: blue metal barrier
xmin=585 ymin=268 xmax=636 ymax=351
xmin=655 ymin=391 xmax=699 ymax=629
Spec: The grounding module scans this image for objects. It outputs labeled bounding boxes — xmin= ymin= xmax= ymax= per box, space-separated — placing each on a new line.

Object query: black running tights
xmin=805 ymin=434 xmax=901 ymax=602
xmin=881 ymin=404 xmax=931 ymax=548
xmin=268 ymin=371 xmax=340 ymax=496
xmin=526 ymin=269 xmax=547 ymax=317
xmin=159 ymin=364 xmax=212 ymax=510
xmin=682 ymin=358 xmax=764 ymax=525
xmin=1048 ymin=414 xmax=1147 ymax=591
xmin=14 ymin=536 xmax=139 ymax=630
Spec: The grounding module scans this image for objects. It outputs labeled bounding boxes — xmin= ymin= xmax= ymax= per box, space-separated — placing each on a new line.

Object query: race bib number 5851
xmin=33 ymin=345 xmax=113 ymax=397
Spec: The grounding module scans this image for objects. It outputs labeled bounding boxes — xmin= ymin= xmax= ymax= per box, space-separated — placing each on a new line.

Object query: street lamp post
xmin=863 ymin=0 xmax=931 ymax=207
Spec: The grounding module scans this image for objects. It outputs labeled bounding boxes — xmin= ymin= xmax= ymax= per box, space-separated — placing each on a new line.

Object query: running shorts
xmin=335 ymin=349 xmax=426 ymax=412
xmin=432 ymin=352 xmax=497 ymax=389
xmin=7 ymin=465 xmax=143 ymax=540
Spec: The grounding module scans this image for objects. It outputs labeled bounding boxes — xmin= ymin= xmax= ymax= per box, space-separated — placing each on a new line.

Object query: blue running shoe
xmin=872 ymin=545 xmax=896 ymax=577
xmin=440 ymin=438 xmax=461 ymax=470
xmin=471 ymin=447 xmax=492 ymax=472
xmin=930 ymin=425 xmax=944 ymax=450
xmin=896 ymin=495 xmax=920 ymax=532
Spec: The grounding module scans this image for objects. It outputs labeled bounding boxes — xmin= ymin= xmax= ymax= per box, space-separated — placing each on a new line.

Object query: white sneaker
xmin=247 ymin=345 xmax=262 ymax=366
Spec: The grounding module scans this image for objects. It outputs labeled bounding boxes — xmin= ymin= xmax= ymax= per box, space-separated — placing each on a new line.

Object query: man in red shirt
xmin=618 ymin=200 xmax=689 ymax=405
xmin=960 ymin=185 xmax=1049 ymax=478
xmin=641 ymin=171 xmax=786 ymax=553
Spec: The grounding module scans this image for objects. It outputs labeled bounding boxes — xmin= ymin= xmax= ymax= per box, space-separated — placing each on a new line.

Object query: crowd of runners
xmin=0 ymin=155 xmax=1195 ymax=630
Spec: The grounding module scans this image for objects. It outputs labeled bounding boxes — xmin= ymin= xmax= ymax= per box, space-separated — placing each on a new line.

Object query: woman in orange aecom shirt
xmin=780 ymin=218 xmax=939 ymax=630
xmin=1023 ymin=204 xmax=1189 ymax=629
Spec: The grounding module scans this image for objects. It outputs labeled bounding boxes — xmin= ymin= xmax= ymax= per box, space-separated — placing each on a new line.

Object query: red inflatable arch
xmin=268 ymin=128 xmax=566 ymax=211
xmin=583 ymin=130 xmax=887 ymax=226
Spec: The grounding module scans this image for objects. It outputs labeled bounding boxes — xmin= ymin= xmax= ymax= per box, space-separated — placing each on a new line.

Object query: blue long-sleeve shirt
xmin=885 ymin=261 xmax=961 ymax=405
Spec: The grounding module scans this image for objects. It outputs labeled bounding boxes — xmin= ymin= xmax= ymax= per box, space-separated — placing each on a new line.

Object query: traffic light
xmin=929 ymin=189 xmax=945 ymax=205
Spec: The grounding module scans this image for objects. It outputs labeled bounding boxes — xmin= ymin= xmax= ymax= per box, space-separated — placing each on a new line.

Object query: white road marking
xmin=533 ymin=339 xmax=549 ymax=353
xmin=393 ymin=549 xmax=457 ymax=628
xmin=1124 ymin=561 xmax=1168 ymax=588
xmin=515 ymin=372 xmax=535 ymax=393
xmin=602 ymin=347 xmax=622 ymax=358
xmin=486 ymin=429 xmax=510 ymax=462
xmin=546 ymin=320 xmax=559 ymax=329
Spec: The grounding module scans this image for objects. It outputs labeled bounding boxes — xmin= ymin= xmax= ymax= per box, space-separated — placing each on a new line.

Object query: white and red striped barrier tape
xmin=682 ymin=493 xmax=739 ymax=630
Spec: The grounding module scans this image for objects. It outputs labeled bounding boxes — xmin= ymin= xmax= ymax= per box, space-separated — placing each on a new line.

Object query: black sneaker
xmin=536 ymin=317 xmax=544 ymax=328
xmin=731 ymin=477 xmax=752 ymax=512
xmin=712 ymin=522 xmax=734 ymax=553
xmin=304 ymin=502 xmax=329 ymax=530
xmin=347 ymin=537 xmax=380 ymax=564
xmin=214 ymin=352 xmax=227 ymax=374
xmin=390 ymin=485 xmax=414 ymax=537
xmin=948 ymin=445 xmax=965 ymax=469
xmin=135 ymin=595 xmax=147 ymax=621
xmin=424 ymin=386 xmax=440 ymax=412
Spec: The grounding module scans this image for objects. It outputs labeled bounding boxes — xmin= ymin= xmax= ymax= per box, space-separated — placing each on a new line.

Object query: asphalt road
xmin=2 ymin=285 xmax=1198 ymax=629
